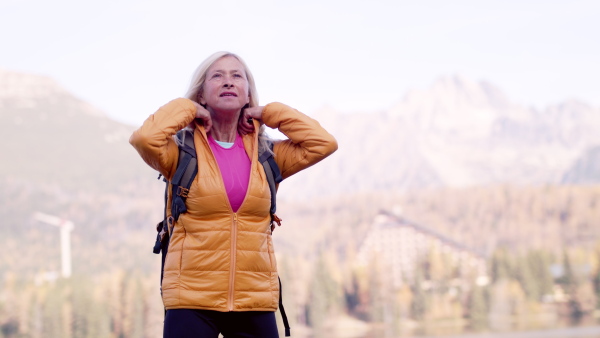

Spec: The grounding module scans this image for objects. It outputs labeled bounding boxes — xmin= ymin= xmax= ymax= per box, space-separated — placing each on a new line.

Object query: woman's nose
xmin=223 ymin=77 xmax=234 ymax=87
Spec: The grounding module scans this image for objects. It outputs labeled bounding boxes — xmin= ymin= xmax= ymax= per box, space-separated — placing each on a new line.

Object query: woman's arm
xmin=262 ymin=102 xmax=338 ymax=180
xmin=129 ymin=98 xmax=198 ymax=180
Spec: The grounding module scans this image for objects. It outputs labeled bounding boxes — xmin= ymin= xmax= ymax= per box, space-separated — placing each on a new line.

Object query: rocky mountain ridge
xmin=279 ymin=74 xmax=600 ymax=200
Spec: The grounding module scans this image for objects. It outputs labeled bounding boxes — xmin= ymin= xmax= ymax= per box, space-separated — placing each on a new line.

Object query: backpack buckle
xmin=176 ymin=186 xmax=190 ymax=197
xmin=270 ymin=213 xmax=283 ymax=232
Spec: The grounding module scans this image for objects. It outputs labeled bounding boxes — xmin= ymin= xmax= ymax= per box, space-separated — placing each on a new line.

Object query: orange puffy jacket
xmin=130 ymin=98 xmax=337 ymax=311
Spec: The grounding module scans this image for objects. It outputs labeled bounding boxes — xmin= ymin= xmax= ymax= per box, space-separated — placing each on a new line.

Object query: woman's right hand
xmin=238 ymin=106 xmax=265 ymax=135
xmin=192 ymin=101 xmax=212 ymax=132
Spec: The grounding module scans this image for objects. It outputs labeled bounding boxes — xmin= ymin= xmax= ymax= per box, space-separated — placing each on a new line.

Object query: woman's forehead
xmin=208 ymin=56 xmax=245 ymax=73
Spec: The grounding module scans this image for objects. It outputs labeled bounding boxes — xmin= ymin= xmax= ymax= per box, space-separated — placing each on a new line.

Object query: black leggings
xmin=163 ymin=309 xmax=279 ymax=338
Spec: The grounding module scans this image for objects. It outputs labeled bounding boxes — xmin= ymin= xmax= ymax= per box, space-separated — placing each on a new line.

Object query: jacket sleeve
xmin=129 ymin=98 xmax=198 ymax=180
xmin=262 ymin=102 xmax=338 ymax=180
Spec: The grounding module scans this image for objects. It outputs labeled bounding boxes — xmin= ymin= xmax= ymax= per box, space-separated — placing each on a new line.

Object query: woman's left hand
xmin=238 ymin=106 xmax=265 ymax=134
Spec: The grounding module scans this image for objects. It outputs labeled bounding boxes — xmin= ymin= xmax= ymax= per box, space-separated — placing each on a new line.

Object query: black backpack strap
xmin=154 ymin=129 xmax=198 ymax=253
xmin=258 ymin=142 xmax=283 ymax=215
xmin=279 ymin=277 xmax=291 ymax=336
xmin=153 ymin=130 xmax=198 ymax=300
xmin=259 ymin=142 xmax=289 ymax=336
xmin=153 ymin=173 xmax=169 ymax=255
xmin=170 ymin=129 xmax=198 ymax=222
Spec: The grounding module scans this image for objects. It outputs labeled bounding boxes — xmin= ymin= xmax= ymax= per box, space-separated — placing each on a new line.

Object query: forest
xmin=0 ymin=180 xmax=599 ymax=337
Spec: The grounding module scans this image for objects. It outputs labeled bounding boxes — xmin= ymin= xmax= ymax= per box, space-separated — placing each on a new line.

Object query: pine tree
xmin=560 ymin=250 xmax=584 ymax=320
xmin=594 ymin=265 xmax=600 ymax=310
xmin=42 ymin=281 xmax=65 ymax=337
xmin=368 ymin=259 xmax=384 ymax=323
xmin=123 ymin=273 xmax=144 ymax=338
xmin=527 ymin=250 xmax=554 ymax=298
xmin=71 ymin=276 xmax=92 ymax=338
xmin=468 ymin=285 xmax=488 ymax=330
xmin=108 ymin=270 xmax=126 ymax=337
xmin=560 ymin=250 xmax=577 ymax=289
xmin=490 ymin=249 xmax=510 ymax=283
xmin=515 ymin=254 xmax=539 ymax=301
xmin=86 ymin=281 xmax=111 ymax=338
xmin=593 ymin=247 xmax=600 ymax=310
xmin=307 ymin=253 xmax=340 ymax=333
xmin=488 ymin=279 xmax=511 ymax=330
xmin=410 ymin=265 xmax=427 ymax=321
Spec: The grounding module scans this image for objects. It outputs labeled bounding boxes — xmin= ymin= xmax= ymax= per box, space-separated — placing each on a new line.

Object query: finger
xmin=237 ymin=119 xmax=250 ymax=135
xmin=243 ymin=115 xmax=254 ymax=129
xmin=239 ymin=123 xmax=252 ymax=134
xmin=246 ymin=121 xmax=256 ymax=132
xmin=204 ymin=118 xmax=212 ymax=133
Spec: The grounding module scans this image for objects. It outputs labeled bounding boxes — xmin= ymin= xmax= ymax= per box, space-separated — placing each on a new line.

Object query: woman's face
xmin=199 ymin=56 xmax=250 ymax=114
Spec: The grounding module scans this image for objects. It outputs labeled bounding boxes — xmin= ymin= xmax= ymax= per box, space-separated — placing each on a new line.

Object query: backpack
xmin=152 ymin=129 xmax=290 ymax=336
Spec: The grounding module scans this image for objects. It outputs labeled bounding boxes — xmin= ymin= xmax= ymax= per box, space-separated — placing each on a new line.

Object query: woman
xmin=130 ymin=51 xmax=337 ymax=337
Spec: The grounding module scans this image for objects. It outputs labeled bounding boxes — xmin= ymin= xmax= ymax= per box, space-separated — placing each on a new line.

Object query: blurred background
xmin=1 ymin=0 xmax=599 ymax=337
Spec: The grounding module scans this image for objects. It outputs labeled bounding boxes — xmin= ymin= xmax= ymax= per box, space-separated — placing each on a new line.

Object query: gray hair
xmin=184 ymin=51 xmax=273 ymax=155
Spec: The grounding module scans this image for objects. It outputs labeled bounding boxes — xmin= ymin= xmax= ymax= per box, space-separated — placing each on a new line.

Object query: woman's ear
xmin=197 ymin=91 xmax=206 ymax=105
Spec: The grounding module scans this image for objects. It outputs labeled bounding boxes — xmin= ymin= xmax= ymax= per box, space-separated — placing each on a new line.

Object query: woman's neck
xmin=208 ymin=109 xmax=239 ymax=143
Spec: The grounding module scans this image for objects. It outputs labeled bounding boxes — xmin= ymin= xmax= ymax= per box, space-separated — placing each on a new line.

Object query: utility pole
xmin=33 ymin=212 xmax=74 ymax=278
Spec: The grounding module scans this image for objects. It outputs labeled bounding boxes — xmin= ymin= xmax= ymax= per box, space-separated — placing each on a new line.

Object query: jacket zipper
xmin=228 ymin=213 xmax=238 ymax=311
xmin=198 ymin=128 xmax=258 ymax=311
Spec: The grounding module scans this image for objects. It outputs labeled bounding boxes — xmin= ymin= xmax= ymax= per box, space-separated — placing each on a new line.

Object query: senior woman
xmin=130 ymin=51 xmax=338 ymax=337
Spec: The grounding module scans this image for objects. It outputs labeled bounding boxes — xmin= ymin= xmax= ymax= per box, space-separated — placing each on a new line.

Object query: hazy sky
xmin=1 ymin=0 xmax=598 ymax=125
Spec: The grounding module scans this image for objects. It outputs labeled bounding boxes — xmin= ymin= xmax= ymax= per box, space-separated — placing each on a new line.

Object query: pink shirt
xmin=208 ymin=134 xmax=251 ymax=212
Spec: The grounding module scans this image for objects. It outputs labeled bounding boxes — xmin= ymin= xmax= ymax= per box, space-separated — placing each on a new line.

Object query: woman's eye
xmin=211 ymin=73 xmax=222 ymax=78
xmin=233 ymin=74 xmax=242 ymax=78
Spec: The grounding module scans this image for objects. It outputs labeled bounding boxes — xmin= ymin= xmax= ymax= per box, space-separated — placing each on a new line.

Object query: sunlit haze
xmin=1 ymin=0 xmax=598 ymax=125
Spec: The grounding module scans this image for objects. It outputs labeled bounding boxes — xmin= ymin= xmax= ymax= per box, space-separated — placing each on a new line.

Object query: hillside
xmin=0 ymin=69 xmax=155 ymax=193
xmin=275 ymin=185 xmax=600 ymax=261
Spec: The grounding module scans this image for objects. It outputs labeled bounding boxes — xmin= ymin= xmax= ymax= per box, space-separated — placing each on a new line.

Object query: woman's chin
xmin=209 ymin=105 xmax=245 ymax=116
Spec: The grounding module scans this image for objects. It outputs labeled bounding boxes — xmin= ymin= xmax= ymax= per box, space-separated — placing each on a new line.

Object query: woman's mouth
xmin=220 ymin=92 xmax=237 ymax=97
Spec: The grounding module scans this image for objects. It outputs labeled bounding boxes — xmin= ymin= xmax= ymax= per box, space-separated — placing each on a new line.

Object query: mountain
xmin=562 ymin=145 xmax=600 ymax=184
xmin=0 ymin=69 xmax=156 ymax=193
xmin=277 ymin=75 xmax=600 ymax=200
